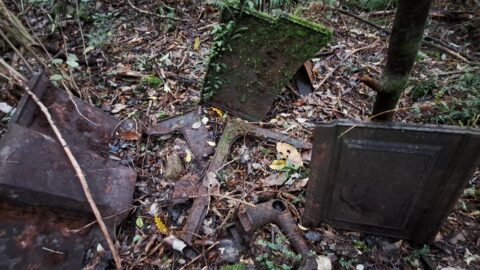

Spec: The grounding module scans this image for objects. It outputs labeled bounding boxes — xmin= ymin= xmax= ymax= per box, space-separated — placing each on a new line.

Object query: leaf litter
xmin=0 ymin=0 xmax=479 ymax=269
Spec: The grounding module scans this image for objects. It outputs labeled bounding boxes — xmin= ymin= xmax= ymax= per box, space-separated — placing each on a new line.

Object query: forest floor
xmin=0 ymin=0 xmax=479 ymax=269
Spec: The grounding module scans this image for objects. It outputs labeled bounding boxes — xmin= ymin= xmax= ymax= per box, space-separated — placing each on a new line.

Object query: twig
xmin=42 ymin=247 xmax=65 ymax=255
xmin=422 ymin=40 xmax=471 ymax=64
xmin=127 ymin=0 xmax=184 ymax=21
xmin=0 ymin=28 xmax=34 ymax=74
xmin=337 ymin=106 xmax=415 ymax=138
xmin=0 ymin=57 xmax=27 ymax=81
xmin=178 ymin=241 xmax=219 ymax=270
xmin=317 ymin=40 xmax=379 ymax=89
xmin=12 ymin=78 xmax=123 ymax=270
xmin=188 ymin=193 xmax=255 ymax=207
xmin=335 ymin=7 xmax=479 ymax=65
xmin=67 ymin=206 xmax=136 ymax=233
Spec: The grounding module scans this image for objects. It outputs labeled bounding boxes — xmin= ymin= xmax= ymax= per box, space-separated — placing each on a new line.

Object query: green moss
xmin=220 ymin=263 xmax=246 ymax=270
xmin=201 ymin=6 xmax=332 ymax=119
xmin=141 ymin=75 xmax=163 ymax=88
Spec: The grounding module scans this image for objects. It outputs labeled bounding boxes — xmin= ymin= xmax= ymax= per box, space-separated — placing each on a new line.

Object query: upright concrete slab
xmin=202 ymin=8 xmax=331 ymax=121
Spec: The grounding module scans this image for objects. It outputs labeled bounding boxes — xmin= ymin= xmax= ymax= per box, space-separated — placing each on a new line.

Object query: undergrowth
xmin=412 ymin=73 xmax=480 ymax=127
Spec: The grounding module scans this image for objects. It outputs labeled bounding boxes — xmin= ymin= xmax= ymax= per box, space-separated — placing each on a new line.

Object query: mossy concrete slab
xmin=202 ymin=8 xmax=332 ymax=121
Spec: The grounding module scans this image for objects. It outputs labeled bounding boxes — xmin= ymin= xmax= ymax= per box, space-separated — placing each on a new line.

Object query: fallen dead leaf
xmin=185 ymin=149 xmax=192 ymax=162
xmin=261 ymin=173 xmax=287 ymax=186
xmin=117 ymin=130 xmax=141 ymax=141
xmin=212 ymin=107 xmax=223 ymax=117
xmin=269 ymin=159 xmax=286 ymax=170
xmin=111 ymin=103 xmax=128 ymax=113
xmin=165 ymin=235 xmax=186 ymax=253
xmin=316 ymin=255 xmax=332 ymax=270
xmin=277 ymin=142 xmax=303 ymax=167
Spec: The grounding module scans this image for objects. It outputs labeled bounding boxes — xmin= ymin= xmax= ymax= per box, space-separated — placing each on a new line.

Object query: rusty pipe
xmin=237 ymin=200 xmax=317 ymax=270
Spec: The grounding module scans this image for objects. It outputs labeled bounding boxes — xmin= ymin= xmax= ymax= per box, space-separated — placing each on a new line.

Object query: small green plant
xmin=202 ymin=20 xmax=235 ymax=99
xmin=141 ymin=75 xmax=163 ymax=88
xmin=410 ymin=79 xmax=437 ymax=101
xmin=433 ymin=73 xmax=480 ymax=127
xmin=255 ymin=235 xmax=302 ymax=270
xmin=347 ymin=0 xmax=397 ymax=11
xmin=85 ymin=11 xmax=118 ymax=48
xmin=353 ymin=239 xmax=369 ymax=253
xmin=220 ymin=263 xmax=246 ymax=270
xmin=338 ymin=257 xmax=354 ymax=269
xmin=403 ymin=245 xmax=430 ymax=265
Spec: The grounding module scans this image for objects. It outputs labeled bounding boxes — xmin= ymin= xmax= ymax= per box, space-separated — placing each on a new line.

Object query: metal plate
xmin=0 ymin=202 xmax=104 ymax=270
xmin=0 ymin=75 xmax=136 ymax=219
xmin=304 ymin=120 xmax=480 ymax=244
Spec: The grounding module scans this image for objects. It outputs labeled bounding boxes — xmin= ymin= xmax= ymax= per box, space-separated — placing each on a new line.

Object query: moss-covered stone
xmin=202 ymin=7 xmax=332 ymax=121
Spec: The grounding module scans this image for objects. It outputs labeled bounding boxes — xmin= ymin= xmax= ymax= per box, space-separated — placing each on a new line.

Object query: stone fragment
xmin=164 ymin=153 xmax=185 ymax=180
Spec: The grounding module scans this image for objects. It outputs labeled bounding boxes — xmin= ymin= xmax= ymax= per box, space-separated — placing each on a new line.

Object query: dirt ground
xmin=0 ymin=0 xmax=479 ymax=269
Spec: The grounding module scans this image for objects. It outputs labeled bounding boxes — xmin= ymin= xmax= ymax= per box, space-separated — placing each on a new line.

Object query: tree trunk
xmin=371 ymin=0 xmax=432 ymax=121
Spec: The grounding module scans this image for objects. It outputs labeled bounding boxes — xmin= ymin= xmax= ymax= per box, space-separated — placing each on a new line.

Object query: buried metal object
xmin=0 ymin=75 xmax=137 ymax=219
xmin=0 ymin=75 xmax=137 ymax=268
xmin=236 ymin=199 xmax=317 ymax=270
xmin=146 ymin=109 xmax=215 ymax=158
xmin=0 ymin=202 xmax=105 ymax=270
xmin=202 ymin=7 xmax=331 ymax=121
xmin=174 ymin=119 xmax=311 ymax=245
xmin=304 ymin=120 xmax=480 ymax=244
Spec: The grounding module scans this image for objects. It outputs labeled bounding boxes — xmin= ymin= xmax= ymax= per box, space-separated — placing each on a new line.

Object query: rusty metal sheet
xmin=202 ymin=8 xmax=331 ymax=121
xmin=293 ymin=61 xmax=314 ymax=96
xmin=146 ymin=110 xmax=215 ymax=158
xmin=0 ymin=74 xmax=136 ymax=220
xmin=304 ymin=120 xmax=480 ymax=244
xmin=147 ymin=110 xmax=198 ymax=136
xmin=0 ymin=202 xmax=104 ymax=270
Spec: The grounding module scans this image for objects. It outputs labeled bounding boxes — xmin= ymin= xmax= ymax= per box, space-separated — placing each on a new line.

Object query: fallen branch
xmin=335 ymin=7 xmax=479 ymax=65
xmin=359 ymin=74 xmax=380 ymax=92
xmin=337 ymin=106 xmax=416 ymax=138
xmin=10 ymin=77 xmax=123 ymax=270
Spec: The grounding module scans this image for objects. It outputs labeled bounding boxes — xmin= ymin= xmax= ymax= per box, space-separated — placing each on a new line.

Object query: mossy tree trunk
xmin=372 ymin=0 xmax=432 ymax=121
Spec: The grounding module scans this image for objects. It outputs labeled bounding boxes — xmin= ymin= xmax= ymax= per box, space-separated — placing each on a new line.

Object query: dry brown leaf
xmin=276 ymin=142 xmax=303 ymax=167
xmin=261 ymin=173 xmax=287 ymax=186
xmin=118 ymin=130 xmax=141 ymax=141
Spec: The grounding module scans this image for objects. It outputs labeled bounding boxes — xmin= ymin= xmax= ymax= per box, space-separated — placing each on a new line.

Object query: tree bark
xmin=371 ymin=0 xmax=432 ymax=121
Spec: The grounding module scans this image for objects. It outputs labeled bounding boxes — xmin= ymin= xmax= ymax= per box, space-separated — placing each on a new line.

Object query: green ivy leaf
xmin=49 ymin=74 xmax=63 ymax=81
xmin=51 ymin=58 xmax=64 ymax=65
xmin=66 ymin=54 xmax=79 ymax=68
xmin=135 ymin=217 xmax=144 ymax=228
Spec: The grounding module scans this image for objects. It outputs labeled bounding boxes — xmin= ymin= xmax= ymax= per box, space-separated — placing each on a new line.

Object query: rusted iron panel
xmin=0 ymin=74 xmax=136 ymax=220
xmin=304 ymin=120 xmax=480 ymax=244
xmin=0 ymin=202 xmax=104 ymax=270
xmin=146 ymin=110 xmax=198 ymax=135
xmin=293 ymin=61 xmax=314 ymax=96
xmin=146 ymin=110 xmax=215 ymax=158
